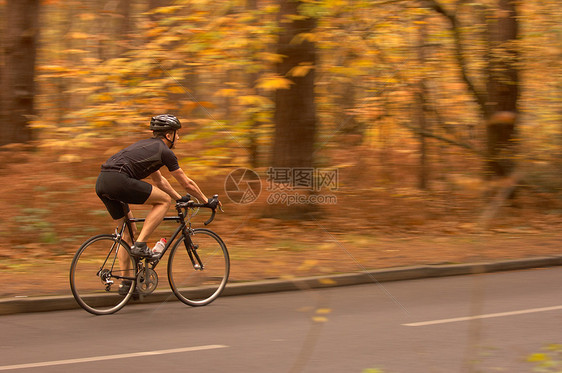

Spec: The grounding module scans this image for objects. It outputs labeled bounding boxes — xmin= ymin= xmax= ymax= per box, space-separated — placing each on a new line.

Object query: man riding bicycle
xmin=95 ymin=114 xmax=218 ymax=259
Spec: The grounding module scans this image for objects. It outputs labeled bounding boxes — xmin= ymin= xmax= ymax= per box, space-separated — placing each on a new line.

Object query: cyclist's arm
xmin=170 ymin=168 xmax=208 ymax=203
xmin=150 ymin=170 xmax=182 ymax=201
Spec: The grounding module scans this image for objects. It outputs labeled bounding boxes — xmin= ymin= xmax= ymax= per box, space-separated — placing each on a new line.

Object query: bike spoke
xmin=70 ymin=235 xmax=136 ymax=315
xmin=168 ymin=229 xmax=229 ymax=307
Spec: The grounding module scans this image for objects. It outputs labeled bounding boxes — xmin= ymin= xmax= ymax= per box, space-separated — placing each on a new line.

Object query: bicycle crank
xmin=136 ymin=268 xmax=158 ymax=295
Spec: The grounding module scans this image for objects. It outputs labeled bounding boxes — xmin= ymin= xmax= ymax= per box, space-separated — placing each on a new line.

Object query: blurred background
xmin=0 ymin=0 xmax=561 ymax=296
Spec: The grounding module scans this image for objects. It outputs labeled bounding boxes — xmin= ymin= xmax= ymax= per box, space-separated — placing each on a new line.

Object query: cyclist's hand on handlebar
xmin=176 ymin=194 xmax=191 ymax=203
xmin=206 ymin=194 xmax=220 ymax=210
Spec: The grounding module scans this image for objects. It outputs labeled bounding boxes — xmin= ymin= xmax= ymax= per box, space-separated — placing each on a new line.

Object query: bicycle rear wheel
xmin=70 ymin=234 xmax=137 ymax=315
xmin=168 ymin=228 xmax=230 ymax=307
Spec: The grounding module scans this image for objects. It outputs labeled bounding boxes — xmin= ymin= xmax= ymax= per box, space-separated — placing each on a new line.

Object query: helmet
xmin=149 ymin=114 xmax=182 ymax=132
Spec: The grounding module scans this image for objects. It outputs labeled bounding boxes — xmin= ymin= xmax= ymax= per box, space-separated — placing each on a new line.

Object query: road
xmin=1 ymin=267 xmax=560 ymax=372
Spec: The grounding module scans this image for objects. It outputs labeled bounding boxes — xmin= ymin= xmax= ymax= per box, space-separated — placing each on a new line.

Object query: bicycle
xmin=69 ymin=195 xmax=229 ymax=315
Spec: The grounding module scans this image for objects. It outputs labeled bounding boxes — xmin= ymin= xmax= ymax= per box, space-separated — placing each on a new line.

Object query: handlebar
xmin=175 ymin=194 xmax=221 ymax=226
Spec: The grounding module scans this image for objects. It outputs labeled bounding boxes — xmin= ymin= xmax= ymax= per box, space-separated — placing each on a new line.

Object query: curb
xmin=2 ymin=256 xmax=561 ymax=316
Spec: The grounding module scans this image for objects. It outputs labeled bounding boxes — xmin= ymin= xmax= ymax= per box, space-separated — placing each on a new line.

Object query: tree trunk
xmin=417 ymin=19 xmax=429 ymax=190
xmin=271 ymin=0 xmax=316 ymax=169
xmin=265 ymin=0 xmax=317 ymax=219
xmin=484 ymin=0 xmax=519 ymax=177
xmin=1 ymin=0 xmax=40 ymax=146
xmin=424 ymin=0 xmax=520 ymax=179
xmin=116 ymin=0 xmax=131 ymax=56
xmin=247 ymin=0 xmax=260 ymax=168
xmin=338 ymin=80 xmax=364 ymax=146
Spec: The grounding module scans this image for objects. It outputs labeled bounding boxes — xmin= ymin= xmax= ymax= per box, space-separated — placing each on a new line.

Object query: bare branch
xmin=398 ymin=119 xmax=485 ymax=156
xmin=418 ymin=0 xmax=487 ymax=114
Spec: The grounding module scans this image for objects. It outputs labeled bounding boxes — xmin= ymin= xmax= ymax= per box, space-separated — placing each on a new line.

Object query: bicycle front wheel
xmin=70 ymin=234 xmax=137 ymax=315
xmin=168 ymin=228 xmax=230 ymax=307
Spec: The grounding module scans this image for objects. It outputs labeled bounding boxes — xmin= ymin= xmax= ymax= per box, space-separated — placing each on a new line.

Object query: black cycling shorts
xmin=95 ymin=171 xmax=152 ymax=220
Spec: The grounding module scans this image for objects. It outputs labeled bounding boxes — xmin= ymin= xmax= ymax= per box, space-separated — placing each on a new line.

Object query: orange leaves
xmin=287 ymin=63 xmax=315 ymax=77
xmin=78 ymin=13 xmax=96 ymax=21
xmin=68 ymin=32 xmax=89 ymax=40
xmin=145 ymin=27 xmax=166 ymax=38
xmin=255 ymin=74 xmax=294 ymax=91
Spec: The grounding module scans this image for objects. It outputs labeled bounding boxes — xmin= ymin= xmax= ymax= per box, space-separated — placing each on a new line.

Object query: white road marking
xmin=0 ymin=345 xmax=228 ymax=371
xmin=403 ymin=305 xmax=562 ymax=327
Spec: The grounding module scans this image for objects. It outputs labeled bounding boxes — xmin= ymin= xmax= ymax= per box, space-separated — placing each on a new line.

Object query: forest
xmin=0 ymin=0 xmax=561 ymax=296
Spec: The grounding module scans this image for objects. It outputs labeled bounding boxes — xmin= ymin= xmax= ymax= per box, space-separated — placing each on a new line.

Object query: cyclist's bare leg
xmin=136 ymin=187 xmax=171 ymax=244
xmin=120 ymin=211 xmax=137 ymax=246
xmin=116 ymin=211 xmax=136 ymax=276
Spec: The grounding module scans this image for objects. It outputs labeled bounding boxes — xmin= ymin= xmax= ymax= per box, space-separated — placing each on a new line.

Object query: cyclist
xmin=95 ymin=114 xmax=218 ymax=260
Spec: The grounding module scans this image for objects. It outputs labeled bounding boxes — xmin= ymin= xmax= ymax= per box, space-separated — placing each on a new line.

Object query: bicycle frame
xmin=114 ymin=205 xmax=204 ymax=271
xmin=71 ymin=195 xmax=223 ymax=314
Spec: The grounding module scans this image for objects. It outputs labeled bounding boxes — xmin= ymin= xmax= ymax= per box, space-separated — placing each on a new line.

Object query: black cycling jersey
xmin=101 ymin=138 xmax=180 ymax=180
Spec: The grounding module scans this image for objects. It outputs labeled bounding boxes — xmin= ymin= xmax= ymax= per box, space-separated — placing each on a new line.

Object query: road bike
xmin=69 ymin=195 xmax=229 ymax=315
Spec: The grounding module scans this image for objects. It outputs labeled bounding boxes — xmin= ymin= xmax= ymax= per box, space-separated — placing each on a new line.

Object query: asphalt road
xmin=1 ymin=267 xmax=560 ymax=373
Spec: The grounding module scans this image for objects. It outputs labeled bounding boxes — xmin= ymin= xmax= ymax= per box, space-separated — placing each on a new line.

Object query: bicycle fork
xmin=183 ymin=229 xmax=204 ymax=270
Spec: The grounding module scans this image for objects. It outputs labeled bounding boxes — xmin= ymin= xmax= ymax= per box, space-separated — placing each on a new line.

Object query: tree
xmin=416 ymin=17 xmax=430 ymax=190
xmin=423 ymin=0 xmax=520 ymax=178
xmin=484 ymin=0 xmax=519 ymax=177
xmin=1 ymin=0 xmax=40 ymax=146
xmin=263 ymin=0 xmax=318 ymax=218
xmin=271 ymin=0 xmax=317 ymax=169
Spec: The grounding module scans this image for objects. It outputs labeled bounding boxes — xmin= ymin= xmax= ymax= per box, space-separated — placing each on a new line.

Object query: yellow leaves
xmin=288 ymin=63 xmax=314 ymax=77
xmin=63 ymin=49 xmax=88 ymax=55
xmin=94 ymin=93 xmax=114 ymax=103
xmin=168 ymin=86 xmax=186 ymax=94
xmin=215 ymin=88 xmax=238 ymax=97
xmin=283 ymin=14 xmax=309 ymax=23
xmin=527 ymin=344 xmax=562 ymax=369
xmin=58 ymin=154 xmax=82 ymax=163
xmin=255 ymin=74 xmax=293 ymax=91
xmin=257 ymin=52 xmax=285 ymax=64
xmin=312 ymin=308 xmax=332 ymax=323
xmin=38 ymin=65 xmax=67 ymax=73
xmin=237 ymin=95 xmax=273 ymax=107
xmin=38 ymin=137 xmax=91 ymax=150
xmin=332 ymin=57 xmax=377 ymax=78
xmin=312 ymin=316 xmax=329 ymax=323
xmin=68 ymin=32 xmax=89 ymax=40
xmin=79 ymin=13 xmax=96 ymax=21
xmin=527 ymin=353 xmax=548 ymax=363
xmin=263 ymin=5 xmax=279 ymax=14
xmin=29 ymin=122 xmax=56 ymax=131
xmin=183 ymin=101 xmax=214 ymax=113
xmin=298 ymin=259 xmax=318 ymax=271
xmin=291 ymin=32 xmax=317 ymax=45
xmin=146 ymin=27 xmax=166 ymax=38
xmin=155 ymin=35 xmax=182 ymax=46
xmin=318 ymin=278 xmax=336 ymax=286
xmin=326 ymin=0 xmax=346 ymax=7
xmin=151 ymin=5 xmax=183 ymax=14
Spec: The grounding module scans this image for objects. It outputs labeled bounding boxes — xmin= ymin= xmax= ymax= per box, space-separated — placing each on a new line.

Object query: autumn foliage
xmin=0 ymin=0 xmax=561 ymax=296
